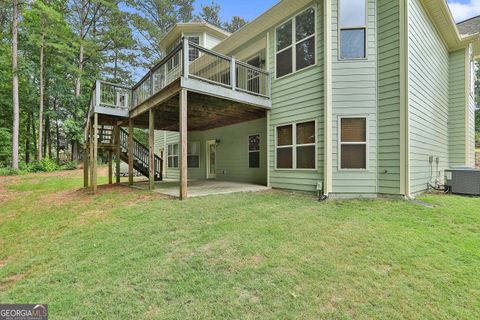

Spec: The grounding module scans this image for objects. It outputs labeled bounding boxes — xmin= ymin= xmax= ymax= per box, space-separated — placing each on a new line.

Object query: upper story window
xmin=339 ymin=0 xmax=367 ymax=60
xmin=188 ymin=36 xmax=200 ymax=61
xmin=275 ymin=7 xmax=316 ymax=78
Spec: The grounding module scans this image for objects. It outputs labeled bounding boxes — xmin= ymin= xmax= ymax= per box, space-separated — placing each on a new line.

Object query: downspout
xmin=323 ymin=0 xmax=333 ymax=197
xmin=400 ymin=0 xmax=413 ymax=199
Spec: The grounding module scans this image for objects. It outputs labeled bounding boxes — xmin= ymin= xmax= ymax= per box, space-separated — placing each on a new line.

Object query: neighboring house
xmin=84 ymin=0 xmax=479 ymax=199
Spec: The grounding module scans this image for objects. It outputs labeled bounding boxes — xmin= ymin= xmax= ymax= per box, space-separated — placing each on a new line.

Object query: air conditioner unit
xmin=444 ymin=167 xmax=480 ymax=196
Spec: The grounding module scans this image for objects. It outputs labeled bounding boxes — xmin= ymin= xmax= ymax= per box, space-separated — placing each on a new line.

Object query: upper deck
xmin=85 ymin=39 xmax=271 ymax=133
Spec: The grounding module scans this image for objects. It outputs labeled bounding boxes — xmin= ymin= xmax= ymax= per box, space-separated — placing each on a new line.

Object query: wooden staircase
xmin=97 ymin=126 xmax=162 ymax=181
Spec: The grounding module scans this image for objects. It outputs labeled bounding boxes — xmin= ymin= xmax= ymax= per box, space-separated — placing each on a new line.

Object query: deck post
xmin=230 ymin=57 xmax=236 ymax=91
xmin=115 ymin=126 xmax=121 ymax=183
xmin=128 ymin=119 xmax=134 ymax=185
xmin=182 ymin=38 xmax=189 ymax=78
xmin=108 ymin=150 xmax=113 ymax=185
xmin=89 ymin=122 xmax=93 ymax=190
xmin=92 ymin=112 xmax=98 ymax=194
xmin=149 ymin=109 xmax=155 ymax=191
xmin=179 ymin=89 xmax=188 ymax=200
xmin=83 ymin=144 xmax=89 ymax=188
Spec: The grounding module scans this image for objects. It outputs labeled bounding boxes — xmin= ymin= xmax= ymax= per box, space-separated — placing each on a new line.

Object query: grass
xmin=0 ymin=170 xmax=479 ymax=319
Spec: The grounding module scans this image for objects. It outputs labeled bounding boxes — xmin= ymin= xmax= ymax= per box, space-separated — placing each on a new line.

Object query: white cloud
xmin=448 ymin=0 xmax=480 ymax=22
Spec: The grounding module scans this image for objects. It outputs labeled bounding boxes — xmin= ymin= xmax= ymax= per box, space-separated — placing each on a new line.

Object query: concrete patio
xmin=128 ymin=180 xmax=270 ymax=198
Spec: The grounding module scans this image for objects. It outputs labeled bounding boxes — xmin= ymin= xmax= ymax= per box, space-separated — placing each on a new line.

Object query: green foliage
xmin=0 ymin=128 xmax=11 ymax=166
xmin=0 ymin=167 xmax=21 ymax=176
xmin=224 ymin=16 xmax=248 ymax=33
xmin=196 ymin=0 xmax=222 ymax=27
xmin=24 ymin=158 xmax=59 ymax=172
xmin=60 ymin=160 xmax=77 ymax=170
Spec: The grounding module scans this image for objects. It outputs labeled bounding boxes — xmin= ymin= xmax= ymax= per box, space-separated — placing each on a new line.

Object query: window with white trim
xmin=339 ymin=117 xmax=367 ymax=169
xmin=276 ymin=121 xmax=316 ymax=169
xmin=188 ymin=36 xmax=200 ymax=61
xmin=187 ymin=141 xmax=200 ymax=168
xmin=275 ymin=7 xmax=316 ymax=78
xmin=339 ymin=0 xmax=367 ymax=59
xmin=167 ymin=143 xmax=179 ymax=168
xmin=168 ymin=142 xmax=200 ymax=168
xmin=248 ymin=134 xmax=260 ymax=168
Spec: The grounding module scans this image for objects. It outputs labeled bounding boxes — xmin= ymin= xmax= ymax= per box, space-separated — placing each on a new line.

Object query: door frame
xmin=206 ymin=140 xmax=217 ymax=179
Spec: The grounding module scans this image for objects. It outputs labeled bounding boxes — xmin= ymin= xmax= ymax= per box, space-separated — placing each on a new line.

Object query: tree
xmin=224 ymin=16 xmax=247 ymax=33
xmin=128 ymin=0 xmax=194 ymax=63
xmin=11 ymin=0 xmax=20 ymax=169
xmin=196 ymin=0 xmax=221 ymax=28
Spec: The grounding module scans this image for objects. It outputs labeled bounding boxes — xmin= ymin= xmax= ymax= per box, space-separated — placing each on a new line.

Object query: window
xmin=339 ymin=117 xmax=367 ymax=169
xmin=276 ymin=121 xmax=316 ymax=169
xmin=248 ymin=134 xmax=260 ymax=168
xmin=167 ymin=144 xmax=179 ymax=168
xmin=187 ymin=141 xmax=200 ymax=168
xmin=339 ymin=0 xmax=367 ymax=60
xmin=188 ymin=36 xmax=200 ymax=62
xmin=168 ymin=142 xmax=200 ymax=168
xmin=275 ymin=7 xmax=316 ymax=78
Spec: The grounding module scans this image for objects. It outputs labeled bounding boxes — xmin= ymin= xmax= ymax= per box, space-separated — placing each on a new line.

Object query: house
xmin=83 ymin=0 xmax=479 ymax=200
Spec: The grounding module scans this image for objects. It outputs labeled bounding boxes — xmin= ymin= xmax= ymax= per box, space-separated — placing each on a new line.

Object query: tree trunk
xmin=31 ymin=110 xmax=37 ymax=160
xmin=54 ymin=99 xmax=60 ymax=163
xmin=38 ymin=33 xmax=45 ymax=161
xmin=25 ymin=111 xmax=31 ymax=163
xmin=114 ymin=49 xmax=118 ymax=81
xmin=75 ymin=0 xmax=85 ymax=97
xmin=11 ymin=0 xmax=19 ymax=169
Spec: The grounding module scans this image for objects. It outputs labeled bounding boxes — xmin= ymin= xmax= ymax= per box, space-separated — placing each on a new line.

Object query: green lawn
xmin=0 ymin=170 xmax=479 ymax=319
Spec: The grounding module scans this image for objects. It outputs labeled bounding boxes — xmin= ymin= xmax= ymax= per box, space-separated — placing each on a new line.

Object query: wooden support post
xmin=92 ymin=113 xmax=98 ymax=194
xmin=115 ymin=126 xmax=121 ymax=183
xmin=108 ymin=150 xmax=113 ymax=185
xmin=179 ymin=89 xmax=188 ymax=200
xmin=83 ymin=144 xmax=89 ymax=188
xmin=89 ymin=122 xmax=94 ymax=190
xmin=149 ymin=109 xmax=155 ymax=191
xmin=128 ymin=119 xmax=134 ymax=185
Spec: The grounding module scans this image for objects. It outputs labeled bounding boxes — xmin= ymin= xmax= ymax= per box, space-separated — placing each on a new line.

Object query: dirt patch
xmin=0 ymin=272 xmax=26 ymax=290
xmin=0 ymin=260 xmax=6 ymax=268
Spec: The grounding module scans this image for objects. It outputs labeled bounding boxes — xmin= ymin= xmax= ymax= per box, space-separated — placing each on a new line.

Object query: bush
xmin=61 ymin=161 xmax=78 ymax=170
xmin=0 ymin=166 xmax=20 ymax=176
xmin=27 ymin=158 xmax=60 ymax=172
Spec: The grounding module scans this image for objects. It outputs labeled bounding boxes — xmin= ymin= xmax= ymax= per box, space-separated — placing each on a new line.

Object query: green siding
xmin=468 ymin=94 xmax=475 ymax=166
xmin=377 ymin=1 xmax=401 ymax=195
xmin=449 ymin=49 xmax=467 ymax=167
xmin=154 ymin=118 xmax=267 ymax=184
xmin=331 ymin=0 xmax=378 ymax=195
xmin=408 ymin=0 xmax=450 ymax=194
xmin=267 ymin=1 xmax=324 ymax=192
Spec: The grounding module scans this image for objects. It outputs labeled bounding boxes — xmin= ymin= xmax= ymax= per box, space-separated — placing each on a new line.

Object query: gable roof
xmin=457 ymin=15 xmax=480 ymax=37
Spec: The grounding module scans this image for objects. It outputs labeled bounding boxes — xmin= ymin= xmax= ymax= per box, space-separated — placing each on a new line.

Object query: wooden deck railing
xmin=87 ymin=38 xmax=271 ymax=120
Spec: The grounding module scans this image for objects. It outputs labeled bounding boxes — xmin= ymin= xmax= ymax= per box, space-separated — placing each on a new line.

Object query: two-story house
xmin=84 ymin=0 xmax=478 ymax=199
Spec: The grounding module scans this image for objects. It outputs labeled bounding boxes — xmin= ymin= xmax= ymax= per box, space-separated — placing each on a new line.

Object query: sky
xmin=448 ymin=0 xmax=480 ymax=22
xmin=194 ymin=0 xmax=480 ymax=24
